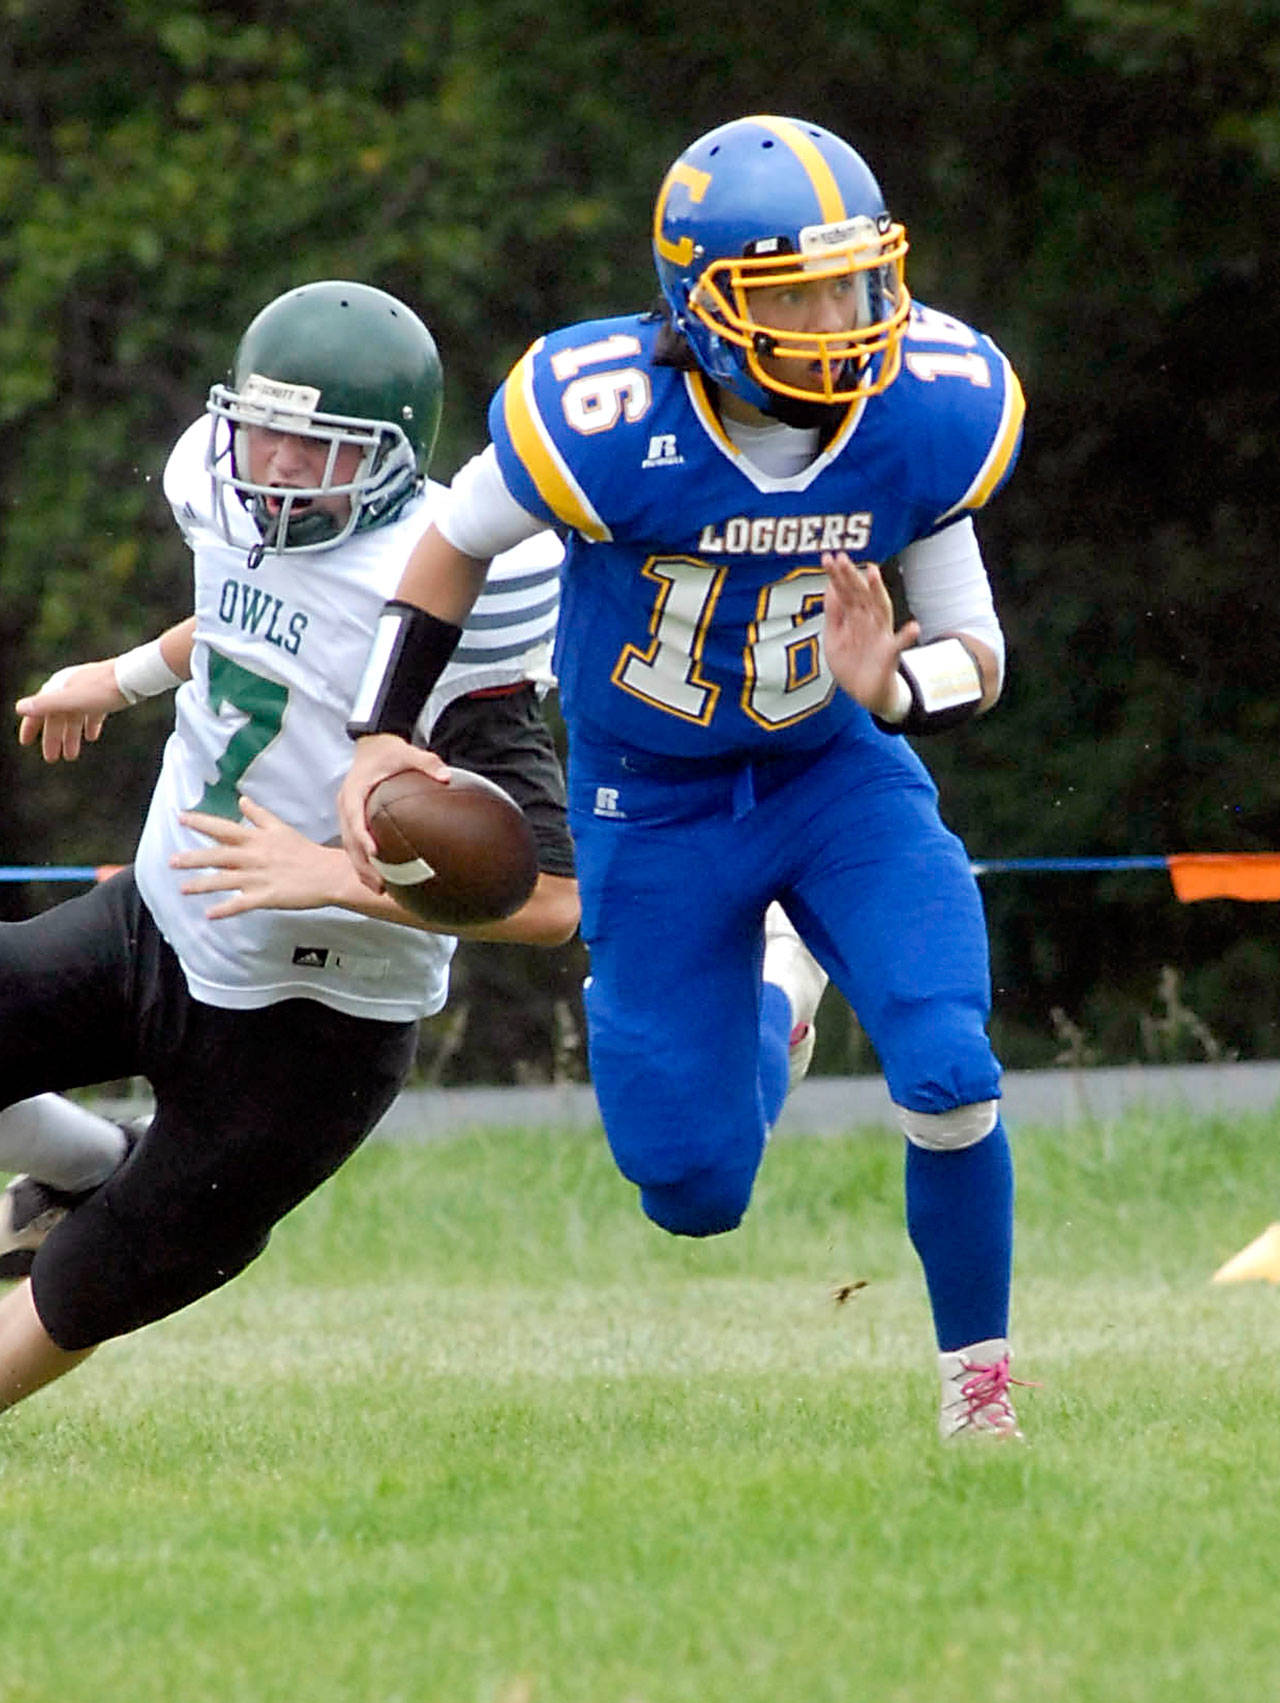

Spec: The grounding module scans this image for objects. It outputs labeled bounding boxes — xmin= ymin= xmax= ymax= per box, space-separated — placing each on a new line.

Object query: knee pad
xmin=896 ymin=1099 xmax=999 ymax=1151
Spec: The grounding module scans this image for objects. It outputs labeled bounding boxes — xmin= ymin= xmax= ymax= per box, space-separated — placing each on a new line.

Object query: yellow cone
xmin=1212 ymin=1223 xmax=1280 ymax=1284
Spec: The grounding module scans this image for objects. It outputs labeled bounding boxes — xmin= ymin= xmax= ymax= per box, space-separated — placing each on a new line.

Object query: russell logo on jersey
xmin=592 ymin=787 xmax=627 ymax=819
xmin=642 ymin=434 xmax=684 ymax=469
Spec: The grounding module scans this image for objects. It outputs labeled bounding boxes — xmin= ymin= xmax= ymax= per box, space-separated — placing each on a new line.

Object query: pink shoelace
xmin=955 ymin=1354 xmax=1034 ymax=1430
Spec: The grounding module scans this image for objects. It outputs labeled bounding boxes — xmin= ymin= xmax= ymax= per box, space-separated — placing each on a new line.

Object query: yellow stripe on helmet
xmin=502 ymin=343 xmax=612 ymax=542
xmin=750 ymin=115 xmax=848 ymax=222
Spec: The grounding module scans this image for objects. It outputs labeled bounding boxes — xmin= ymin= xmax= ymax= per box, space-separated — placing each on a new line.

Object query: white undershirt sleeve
xmin=435 ymin=443 xmax=548 ymax=560
xmin=896 ymin=517 xmax=1006 ymax=689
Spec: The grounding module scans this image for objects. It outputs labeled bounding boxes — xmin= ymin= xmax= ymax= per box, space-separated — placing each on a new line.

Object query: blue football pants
xmin=568 ymin=721 xmax=1012 ymax=1347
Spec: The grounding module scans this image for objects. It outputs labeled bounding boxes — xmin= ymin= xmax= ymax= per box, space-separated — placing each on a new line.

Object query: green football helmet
xmin=207 ymin=280 xmax=444 ymax=552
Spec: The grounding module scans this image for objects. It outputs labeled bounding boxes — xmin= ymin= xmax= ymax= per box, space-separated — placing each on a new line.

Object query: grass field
xmin=3 ymin=1106 xmax=1279 ymax=1703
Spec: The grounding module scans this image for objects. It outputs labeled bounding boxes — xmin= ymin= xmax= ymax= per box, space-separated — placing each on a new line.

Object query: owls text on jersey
xmin=489 ymin=303 xmax=1023 ymax=759
xmin=133 ymin=418 xmax=561 ymax=1021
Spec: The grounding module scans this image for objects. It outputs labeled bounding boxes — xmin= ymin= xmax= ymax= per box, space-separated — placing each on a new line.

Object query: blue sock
xmin=758 ymin=980 xmax=793 ymax=1129
xmin=904 ymin=1118 xmax=1014 ymax=1353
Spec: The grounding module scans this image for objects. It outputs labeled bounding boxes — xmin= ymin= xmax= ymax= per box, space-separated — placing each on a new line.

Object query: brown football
xmin=366 ymin=767 xmax=538 ymax=927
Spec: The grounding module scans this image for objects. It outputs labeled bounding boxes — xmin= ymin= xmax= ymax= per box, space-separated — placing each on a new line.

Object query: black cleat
xmin=0 ymin=1176 xmax=82 ymax=1279
xmin=0 ymin=1118 xmax=146 ymax=1280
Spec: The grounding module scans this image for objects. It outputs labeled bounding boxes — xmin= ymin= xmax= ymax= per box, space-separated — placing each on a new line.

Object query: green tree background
xmin=3 ymin=0 xmax=1278 ymax=1077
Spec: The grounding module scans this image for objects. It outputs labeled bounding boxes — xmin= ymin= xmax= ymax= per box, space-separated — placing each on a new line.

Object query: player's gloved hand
xmin=821 ymin=553 xmax=920 ymax=720
xmin=337 ymin=734 xmax=452 ymax=893
xmin=15 ymin=661 xmax=124 ymax=763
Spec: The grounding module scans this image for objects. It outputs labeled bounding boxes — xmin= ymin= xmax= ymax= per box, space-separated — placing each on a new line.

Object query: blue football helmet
xmin=652 ymin=115 xmax=910 ymax=412
xmin=206 ymin=280 xmax=443 ymax=553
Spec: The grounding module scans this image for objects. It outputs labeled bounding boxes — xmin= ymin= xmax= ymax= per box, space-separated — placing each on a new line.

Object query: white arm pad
xmin=899 ymin=637 xmax=984 ymax=715
xmin=874 ymin=637 xmax=984 ymax=735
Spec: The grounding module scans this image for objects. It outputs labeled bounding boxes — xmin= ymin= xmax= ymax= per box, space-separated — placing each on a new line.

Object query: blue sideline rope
xmin=969 ymin=856 xmax=1170 ymax=875
xmin=0 ymin=867 xmax=106 ymax=882
xmin=0 ymin=855 xmax=1176 ymax=885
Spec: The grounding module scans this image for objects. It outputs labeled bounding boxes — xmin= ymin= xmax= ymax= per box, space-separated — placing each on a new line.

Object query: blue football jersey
xmin=490 ymin=303 xmax=1024 ymax=759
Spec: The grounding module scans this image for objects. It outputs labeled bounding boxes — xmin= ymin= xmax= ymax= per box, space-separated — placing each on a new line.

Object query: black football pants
xmin=0 ymin=870 xmax=415 ymax=1349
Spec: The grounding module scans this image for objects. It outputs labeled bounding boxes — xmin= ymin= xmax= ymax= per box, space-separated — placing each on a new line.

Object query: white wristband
xmin=878 ymin=671 xmax=914 ymax=725
xmin=114 ymin=638 xmax=184 ymax=705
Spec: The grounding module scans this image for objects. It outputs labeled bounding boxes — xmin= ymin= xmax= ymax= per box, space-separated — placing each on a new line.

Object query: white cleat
xmin=763 ymin=902 xmax=829 ymax=1091
xmin=938 ymin=1338 xmax=1028 ymax=1441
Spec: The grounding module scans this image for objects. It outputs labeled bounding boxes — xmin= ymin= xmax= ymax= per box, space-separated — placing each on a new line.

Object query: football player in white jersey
xmin=0 ymin=281 xmax=577 ymax=1416
xmin=337 ymin=118 xmax=1031 ymax=1439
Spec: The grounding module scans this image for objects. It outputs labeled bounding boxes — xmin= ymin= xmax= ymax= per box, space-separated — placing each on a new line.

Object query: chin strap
xmin=245 ymin=507 xmax=281 ymax=571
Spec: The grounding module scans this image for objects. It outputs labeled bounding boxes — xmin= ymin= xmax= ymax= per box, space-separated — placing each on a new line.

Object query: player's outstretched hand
xmin=173 ymin=796 xmax=350 ymax=919
xmin=337 ymin=733 xmax=451 ymax=892
xmin=15 ymin=661 xmax=126 ymax=763
xmin=822 ymin=553 xmax=920 ymax=718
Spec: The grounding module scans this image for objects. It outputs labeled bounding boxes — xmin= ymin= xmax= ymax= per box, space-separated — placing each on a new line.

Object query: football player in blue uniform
xmin=339 ymin=116 xmax=1029 ymax=1439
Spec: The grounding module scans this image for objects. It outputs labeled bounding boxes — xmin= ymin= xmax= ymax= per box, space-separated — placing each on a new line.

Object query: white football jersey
xmin=133 ymin=416 xmax=562 ymax=1020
